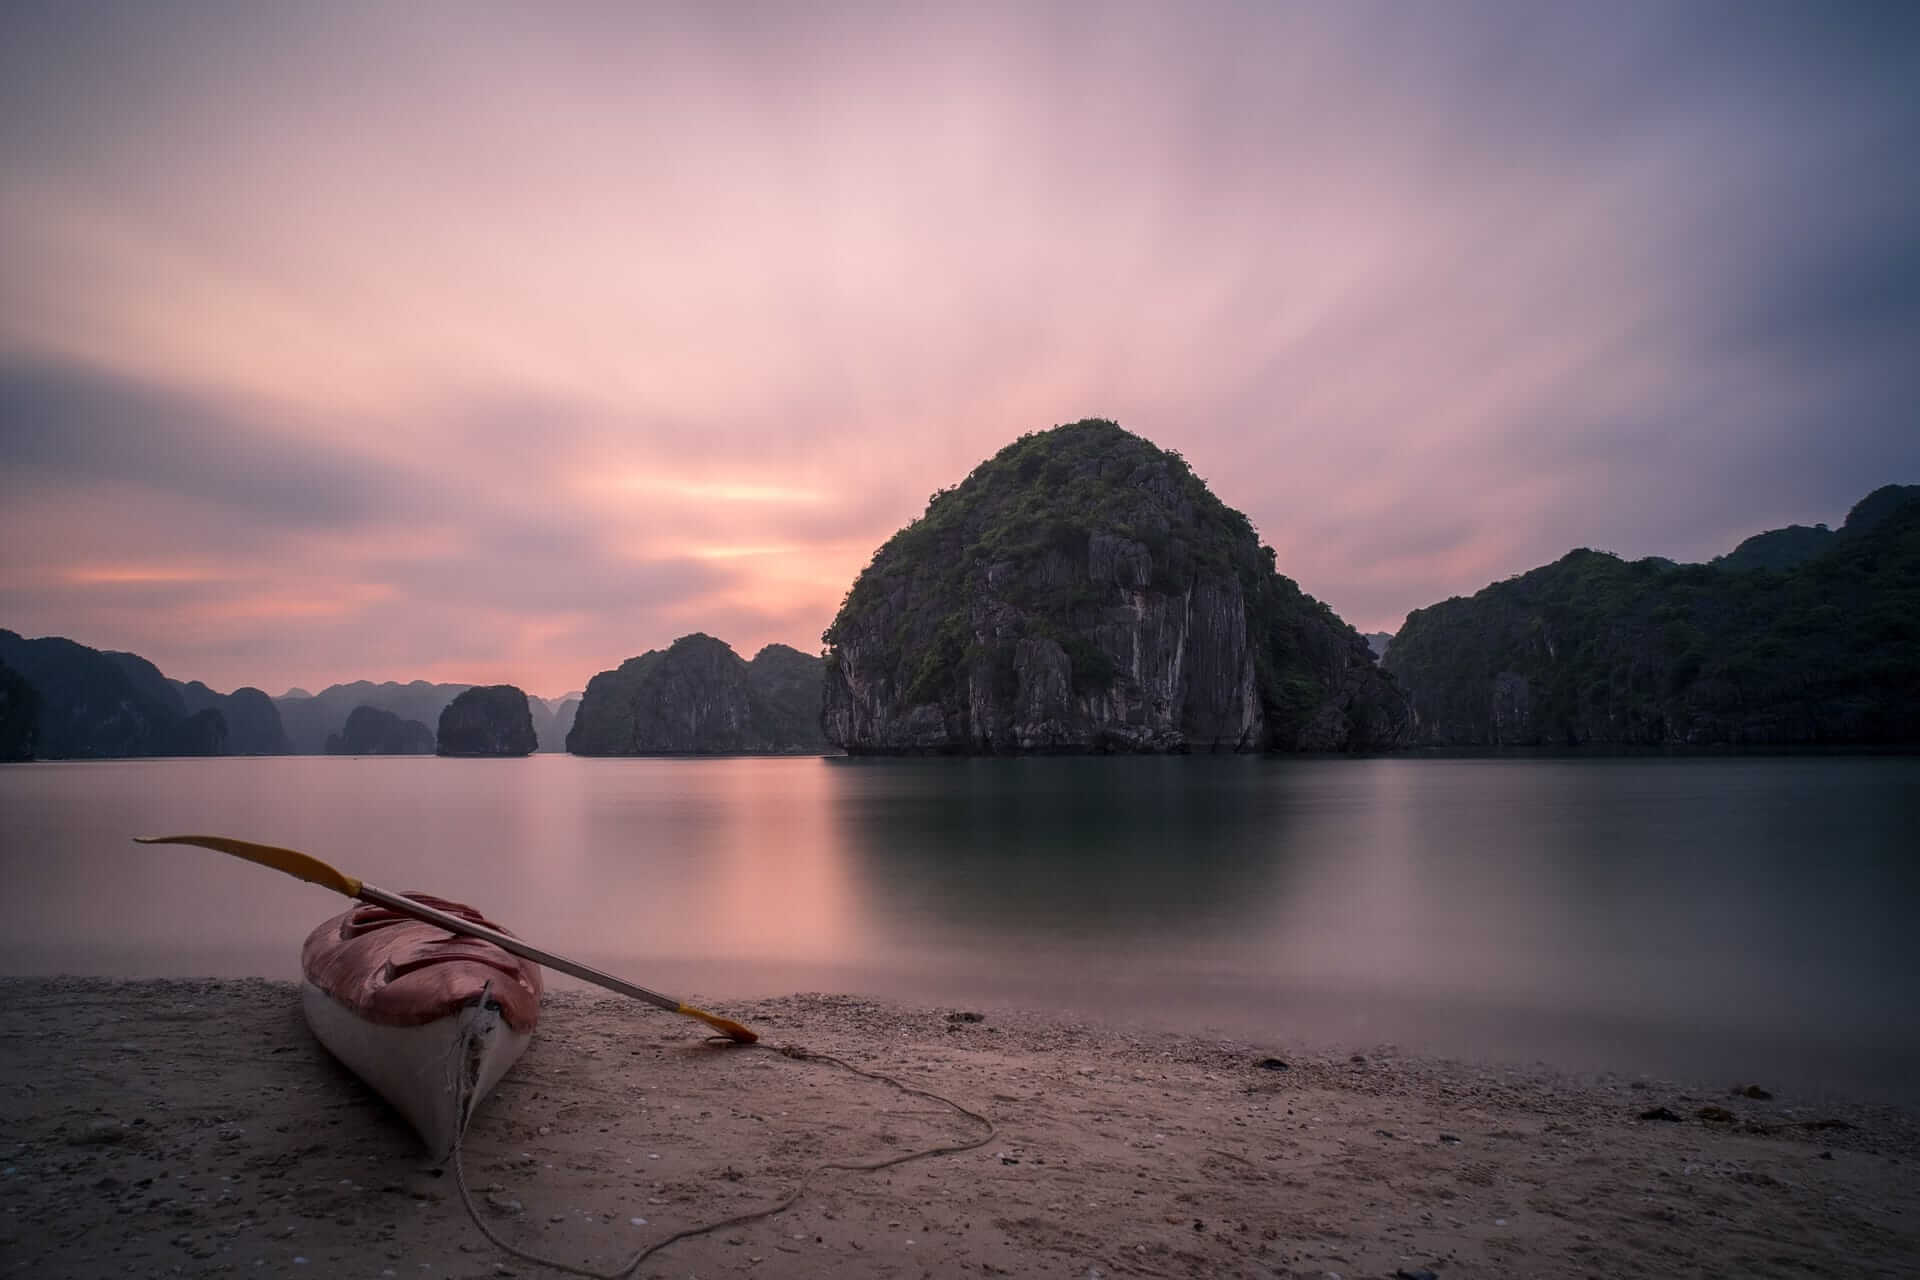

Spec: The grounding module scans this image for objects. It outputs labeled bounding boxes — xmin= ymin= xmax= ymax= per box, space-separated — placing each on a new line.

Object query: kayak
xmin=300 ymin=894 xmax=543 ymax=1161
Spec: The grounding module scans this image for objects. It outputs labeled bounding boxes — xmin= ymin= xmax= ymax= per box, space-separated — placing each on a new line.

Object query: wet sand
xmin=2 ymin=977 xmax=1916 ymax=1278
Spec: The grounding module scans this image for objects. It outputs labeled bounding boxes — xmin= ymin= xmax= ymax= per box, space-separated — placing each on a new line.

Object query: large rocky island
xmin=822 ymin=420 xmax=1406 ymax=753
xmin=1386 ymin=485 xmax=1920 ymax=745
xmin=567 ymin=634 xmax=831 ymax=755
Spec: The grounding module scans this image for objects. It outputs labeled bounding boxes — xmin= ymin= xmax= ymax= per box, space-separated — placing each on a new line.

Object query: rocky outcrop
xmin=173 ymin=680 xmax=290 ymax=754
xmin=0 ymin=630 xmax=226 ymax=757
xmin=1386 ymin=487 xmax=1920 ymax=746
xmin=567 ymin=634 xmax=829 ymax=754
xmin=0 ymin=659 xmax=36 ymax=761
xmin=1364 ymin=632 xmax=1393 ymax=661
xmin=821 ymin=420 xmax=1407 ymax=753
xmin=276 ymin=680 xmax=472 ymax=754
xmin=324 ymin=705 xmax=435 ymax=755
xmin=437 ymin=685 xmax=537 ymax=756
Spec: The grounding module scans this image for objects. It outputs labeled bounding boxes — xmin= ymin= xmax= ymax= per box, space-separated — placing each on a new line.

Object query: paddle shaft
xmin=133 ymin=834 xmax=756 ymax=1042
xmin=356 ymin=884 xmax=686 ymax=1015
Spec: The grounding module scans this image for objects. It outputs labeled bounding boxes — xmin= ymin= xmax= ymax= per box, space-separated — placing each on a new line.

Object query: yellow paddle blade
xmin=134 ymin=834 xmax=363 ymax=898
xmin=677 ymin=1002 xmax=759 ymax=1043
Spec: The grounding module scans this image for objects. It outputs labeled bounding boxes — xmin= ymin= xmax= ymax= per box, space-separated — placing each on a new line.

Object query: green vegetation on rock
xmin=1386 ymin=488 xmax=1920 ymax=745
xmin=822 ymin=419 xmax=1406 ymax=753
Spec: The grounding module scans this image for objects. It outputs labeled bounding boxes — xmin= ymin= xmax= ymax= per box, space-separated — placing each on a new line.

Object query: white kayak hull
xmin=301 ymin=981 xmax=531 ymax=1162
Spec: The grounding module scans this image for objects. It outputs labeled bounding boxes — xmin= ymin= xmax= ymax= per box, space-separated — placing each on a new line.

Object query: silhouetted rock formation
xmin=0 ymin=630 xmax=226 ymax=757
xmin=1364 ymin=632 xmax=1393 ymax=661
xmin=172 ymin=680 xmax=290 ymax=754
xmin=437 ymin=685 xmax=537 ymax=756
xmin=822 ymin=420 xmax=1407 ymax=753
xmin=1386 ymin=486 xmax=1920 ymax=745
xmin=324 ymin=705 xmax=435 ymax=755
xmin=0 ymin=659 xmax=37 ymax=761
xmin=568 ymin=635 xmax=829 ymax=754
xmin=276 ymin=680 xmax=472 ymax=754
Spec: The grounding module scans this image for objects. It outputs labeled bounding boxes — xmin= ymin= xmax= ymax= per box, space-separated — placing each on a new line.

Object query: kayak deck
xmin=301 ymin=895 xmax=542 ymax=1160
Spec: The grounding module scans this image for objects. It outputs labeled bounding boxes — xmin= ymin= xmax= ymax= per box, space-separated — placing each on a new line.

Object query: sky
xmin=2 ymin=1 xmax=1916 ymax=699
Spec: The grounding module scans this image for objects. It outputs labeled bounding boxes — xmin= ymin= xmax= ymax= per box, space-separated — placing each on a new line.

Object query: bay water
xmin=3 ymin=753 xmax=1915 ymax=1100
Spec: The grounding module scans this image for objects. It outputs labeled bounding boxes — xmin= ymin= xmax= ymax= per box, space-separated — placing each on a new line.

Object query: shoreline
xmin=4 ymin=978 xmax=1916 ymax=1278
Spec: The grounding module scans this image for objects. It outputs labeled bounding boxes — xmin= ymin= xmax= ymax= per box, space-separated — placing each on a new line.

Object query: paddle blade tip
xmin=679 ymin=1004 xmax=759 ymax=1043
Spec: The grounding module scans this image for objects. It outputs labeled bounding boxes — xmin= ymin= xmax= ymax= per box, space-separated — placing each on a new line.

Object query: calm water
xmin=3 ymin=754 xmax=1916 ymax=1099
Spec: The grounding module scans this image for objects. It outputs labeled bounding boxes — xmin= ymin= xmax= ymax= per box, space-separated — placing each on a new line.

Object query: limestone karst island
xmin=823 ymin=420 xmax=1406 ymax=753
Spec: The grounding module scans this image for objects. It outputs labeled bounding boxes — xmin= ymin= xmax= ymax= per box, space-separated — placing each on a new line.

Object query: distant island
xmin=276 ymin=682 xmax=578 ymax=755
xmin=0 ymin=633 xmax=582 ymax=760
xmin=437 ymin=685 xmax=537 ymax=757
xmin=821 ymin=419 xmax=1406 ymax=753
xmin=1386 ymin=485 xmax=1920 ymax=745
xmin=324 ymin=705 xmax=435 ymax=755
xmin=568 ymin=634 xmax=830 ymax=755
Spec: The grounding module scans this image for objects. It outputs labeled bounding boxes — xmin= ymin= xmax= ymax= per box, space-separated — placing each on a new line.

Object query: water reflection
xmin=3 ymin=753 xmax=1917 ymax=1098
xmin=828 ymin=756 xmax=1298 ymax=941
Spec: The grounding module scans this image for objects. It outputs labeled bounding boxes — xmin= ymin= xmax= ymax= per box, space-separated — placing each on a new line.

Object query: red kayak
xmin=301 ymin=895 xmax=542 ymax=1160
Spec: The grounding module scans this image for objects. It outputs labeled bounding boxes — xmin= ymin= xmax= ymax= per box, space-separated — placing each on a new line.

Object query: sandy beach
xmin=2 ymin=978 xmax=1915 ymax=1279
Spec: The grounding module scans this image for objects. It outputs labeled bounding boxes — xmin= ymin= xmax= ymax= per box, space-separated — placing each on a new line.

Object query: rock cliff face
xmin=437 ymin=685 xmax=537 ymax=756
xmin=821 ymin=420 xmax=1407 ymax=753
xmin=567 ymin=635 xmax=829 ymax=754
xmin=1386 ymin=488 xmax=1920 ymax=746
xmin=0 ymin=630 xmax=226 ymax=757
xmin=0 ymin=660 xmax=36 ymax=761
xmin=324 ymin=705 xmax=435 ymax=755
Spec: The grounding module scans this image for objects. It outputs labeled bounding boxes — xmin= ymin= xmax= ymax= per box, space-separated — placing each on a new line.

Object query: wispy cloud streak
xmin=2 ymin=1 xmax=1915 ymax=693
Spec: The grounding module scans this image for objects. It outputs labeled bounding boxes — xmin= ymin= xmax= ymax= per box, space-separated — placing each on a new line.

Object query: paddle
xmin=132 ymin=834 xmax=757 ymax=1043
